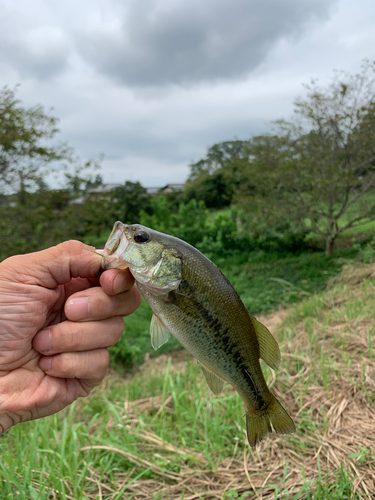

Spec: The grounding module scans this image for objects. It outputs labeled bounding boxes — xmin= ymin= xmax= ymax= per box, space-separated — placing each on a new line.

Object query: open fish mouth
xmin=101 ymin=222 xmax=130 ymax=270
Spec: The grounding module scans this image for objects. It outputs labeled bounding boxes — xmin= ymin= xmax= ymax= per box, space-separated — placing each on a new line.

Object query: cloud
xmin=76 ymin=0 xmax=337 ymax=87
xmin=1 ymin=24 xmax=71 ymax=80
xmin=1 ymin=0 xmax=373 ymax=190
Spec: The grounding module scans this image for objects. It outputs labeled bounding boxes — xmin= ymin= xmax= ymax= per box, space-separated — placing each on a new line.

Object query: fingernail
xmin=66 ymin=297 xmax=89 ymax=320
xmin=35 ymin=329 xmax=51 ymax=352
xmin=113 ymin=273 xmax=125 ymax=295
xmin=39 ymin=356 xmax=52 ymax=371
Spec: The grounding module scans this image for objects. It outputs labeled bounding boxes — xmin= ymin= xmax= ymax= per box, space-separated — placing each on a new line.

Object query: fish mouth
xmin=101 ymin=222 xmax=131 ymax=270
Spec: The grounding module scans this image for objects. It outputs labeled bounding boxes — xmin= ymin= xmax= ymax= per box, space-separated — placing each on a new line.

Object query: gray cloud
xmin=1 ymin=26 xmax=70 ymax=81
xmin=76 ymin=0 xmax=337 ymax=87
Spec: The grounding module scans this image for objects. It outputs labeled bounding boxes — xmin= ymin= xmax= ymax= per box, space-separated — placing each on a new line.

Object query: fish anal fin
xmin=150 ymin=314 xmax=170 ymax=350
xmin=250 ymin=315 xmax=281 ymax=370
xmin=200 ymin=365 xmax=225 ymax=394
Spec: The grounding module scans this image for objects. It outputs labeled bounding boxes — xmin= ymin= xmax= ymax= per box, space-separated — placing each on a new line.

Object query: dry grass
xmin=74 ymin=267 xmax=375 ymax=499
xmin=4 ymin=264 xmax=371 ymax=499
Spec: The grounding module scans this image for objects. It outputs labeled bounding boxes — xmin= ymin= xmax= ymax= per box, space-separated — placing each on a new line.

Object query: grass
xmin=1 ymin=262 xmax=375 ymax=498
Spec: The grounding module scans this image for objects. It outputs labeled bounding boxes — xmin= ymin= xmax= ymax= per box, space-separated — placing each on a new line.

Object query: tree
xmin=239 ymin=61 xmax=375 ymax=255
xmin=0 ymin=86 xmax=71 ymax=200
xmin=0 ymin=86 xmax=107 ymax=259
xmin=185 ymin=140 xmax=249 ymax=208
xmin=111 ymin=181 xmax=151 ymax=223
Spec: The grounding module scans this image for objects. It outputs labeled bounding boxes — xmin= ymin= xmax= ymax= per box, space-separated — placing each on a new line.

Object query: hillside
xmin=1 ymin=264 xmax=375 ymax=499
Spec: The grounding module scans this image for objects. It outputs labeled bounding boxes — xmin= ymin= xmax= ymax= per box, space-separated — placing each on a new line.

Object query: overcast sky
xmin=1 ymin=0 xmax=375 ymax=188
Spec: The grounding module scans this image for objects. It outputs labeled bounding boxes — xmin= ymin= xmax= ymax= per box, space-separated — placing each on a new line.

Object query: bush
xmin=140 ymin=196 xmax=254 ymax=257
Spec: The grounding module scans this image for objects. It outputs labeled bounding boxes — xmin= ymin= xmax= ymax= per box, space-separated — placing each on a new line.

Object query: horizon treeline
xmin=1 ymin=60 xmax=375 ymax=259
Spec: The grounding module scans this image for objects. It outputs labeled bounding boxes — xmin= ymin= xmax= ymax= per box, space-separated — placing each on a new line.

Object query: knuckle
xmin=94 ymin=349 xmax=110 ymax=377
xmin=52 ymin=322 xmax=82 ymax=352
xmin=53 ymin=353 xmax=74 ymax=377
xmin=56 ymin=240 xmax=84 ymax=254
xmin=111 ymin=316 xmax=125 ymax=336
xmin=67 ymin=324 xmax=83 ymax=351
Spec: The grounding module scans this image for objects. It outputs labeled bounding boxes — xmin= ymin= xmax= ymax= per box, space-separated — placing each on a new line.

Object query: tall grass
xmin=1 ymin=263 xmax=375 ymax=498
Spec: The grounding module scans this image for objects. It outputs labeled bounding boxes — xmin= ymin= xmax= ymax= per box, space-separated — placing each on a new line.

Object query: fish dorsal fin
xmin=150 ymin=314 xmax=170 ymax=350
xmin=200 ymin=365 xmax=225 ymax=394
xmin=250 ymin=315 xmax=281 ymax=370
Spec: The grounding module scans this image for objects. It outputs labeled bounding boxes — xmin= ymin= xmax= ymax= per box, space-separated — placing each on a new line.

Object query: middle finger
xmin=33 ymin=316 xmax=124 ymax=355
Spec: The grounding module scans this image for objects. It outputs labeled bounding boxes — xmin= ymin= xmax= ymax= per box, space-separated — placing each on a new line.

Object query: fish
xmin=101 ymin=221 xmax=295 ymax=447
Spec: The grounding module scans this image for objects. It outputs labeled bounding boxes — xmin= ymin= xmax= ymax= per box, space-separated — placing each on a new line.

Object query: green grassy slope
xmin=1 ymin=263 xmax=374 ymax=498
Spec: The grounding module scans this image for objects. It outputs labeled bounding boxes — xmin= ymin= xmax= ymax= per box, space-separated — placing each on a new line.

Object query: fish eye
xmin=134 ymin=231 xmax=150 ymax=244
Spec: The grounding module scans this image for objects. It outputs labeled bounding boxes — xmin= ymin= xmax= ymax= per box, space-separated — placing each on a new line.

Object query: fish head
xmin=101 ymin=222 xmax=182 ymax=296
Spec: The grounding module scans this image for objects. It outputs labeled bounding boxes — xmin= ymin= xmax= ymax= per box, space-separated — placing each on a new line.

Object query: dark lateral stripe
xmin=169 ymin=288 xmax=267 ymax=411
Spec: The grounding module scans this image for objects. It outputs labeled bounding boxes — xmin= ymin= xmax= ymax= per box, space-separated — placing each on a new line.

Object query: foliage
xmin=0 ymin=174 xmax=155 ymax=259
xmin=140 ymin=196 xmax=211 ymax=248
xmin=0 ymin=86 xmax=71 ymax=197
xmin=139 ymin=196 xmax=252 ymax=255
xmin=139 ymin=196 xmax=313 ymax=259
xmin=239 ymin=61 xmax=375 ymax=256
xmin=110 ymin=181 xmax=151 ymax=223
xmin=0 ymin=192 xmax=108 ymax=259
xmin=185 ymin=140 xmax=250 ymax=208
xmin=187 ymin=61 xmax=375 ymax=256
xmin=64 ymin=161 xmax=103 ymax=195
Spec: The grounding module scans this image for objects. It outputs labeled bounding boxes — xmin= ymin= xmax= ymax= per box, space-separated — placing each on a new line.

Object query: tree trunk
xmin=325 ymin=236 xmax=335 ymax=257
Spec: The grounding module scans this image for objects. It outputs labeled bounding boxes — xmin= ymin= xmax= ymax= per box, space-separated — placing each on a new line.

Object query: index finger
xmin=0 ymin=241 xmax=102 ymax=288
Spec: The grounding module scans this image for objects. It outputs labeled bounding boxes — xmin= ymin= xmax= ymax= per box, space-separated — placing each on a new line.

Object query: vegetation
xmin=2 ymin=63 xmax=375 ymax=498
xmin=2 ymin=62 xmax=375 ymax=259
xmin=1 ymin=261 xmax=375 ymax=498
xmin=0 ymin=86 xmax=67 ymax=197
xmin=187 ymin=61 xmax=375 ymax=255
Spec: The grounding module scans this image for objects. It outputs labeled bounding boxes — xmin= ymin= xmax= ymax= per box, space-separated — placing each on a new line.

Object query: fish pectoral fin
xmin=249 ymin=315 xmax=281 ymax=370
xmin=200 ymin=365 xmax=225 ymax=394
xmin=150 ymin=314 xmax=170 ymax=350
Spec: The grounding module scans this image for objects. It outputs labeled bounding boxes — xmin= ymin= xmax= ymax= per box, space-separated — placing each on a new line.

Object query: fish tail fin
xmin=246 ymin=395 xmax=295 ymax=447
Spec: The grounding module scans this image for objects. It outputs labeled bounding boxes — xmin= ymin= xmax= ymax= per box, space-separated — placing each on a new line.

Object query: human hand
xmin=0 ymin=240 xmax=142 ymax=433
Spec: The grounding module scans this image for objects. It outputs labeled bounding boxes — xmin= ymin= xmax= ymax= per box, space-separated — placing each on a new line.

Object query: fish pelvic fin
xmin=246 ymin=395 xmax=295 ymax=447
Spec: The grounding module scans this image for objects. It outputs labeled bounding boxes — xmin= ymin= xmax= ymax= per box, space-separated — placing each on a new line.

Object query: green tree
xmin=0 ymin=86 xmax=70 ymax=200
xmin=111 ymin=181 xmax=151 ymax=223
xmin=238 ymin=61 xmax=375 ymax=255
xmin=64 ymin=159 xmax=103 ymax=196
xmin=0 ymin=86 xmax=106 ymax=259
xmin=186 ymin=140 xmax=249 ymax=208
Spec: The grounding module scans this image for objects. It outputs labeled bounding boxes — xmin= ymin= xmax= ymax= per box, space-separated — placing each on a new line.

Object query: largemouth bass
xmin=101 ymin=222 xmax=295 ymax=446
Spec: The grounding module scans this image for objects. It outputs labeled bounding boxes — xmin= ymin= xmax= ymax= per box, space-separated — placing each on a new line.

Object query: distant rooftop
xmin=87 ymin=183 xmax=122 ymax=193
xmin=70 ymin=182 xmax=185 ymax=204
xmin=146 ymin=183 xmax=184 ymax=194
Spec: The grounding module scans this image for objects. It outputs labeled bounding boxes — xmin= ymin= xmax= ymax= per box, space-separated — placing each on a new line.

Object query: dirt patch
xmin=254 ymin=308 xmax=290 ymax=336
